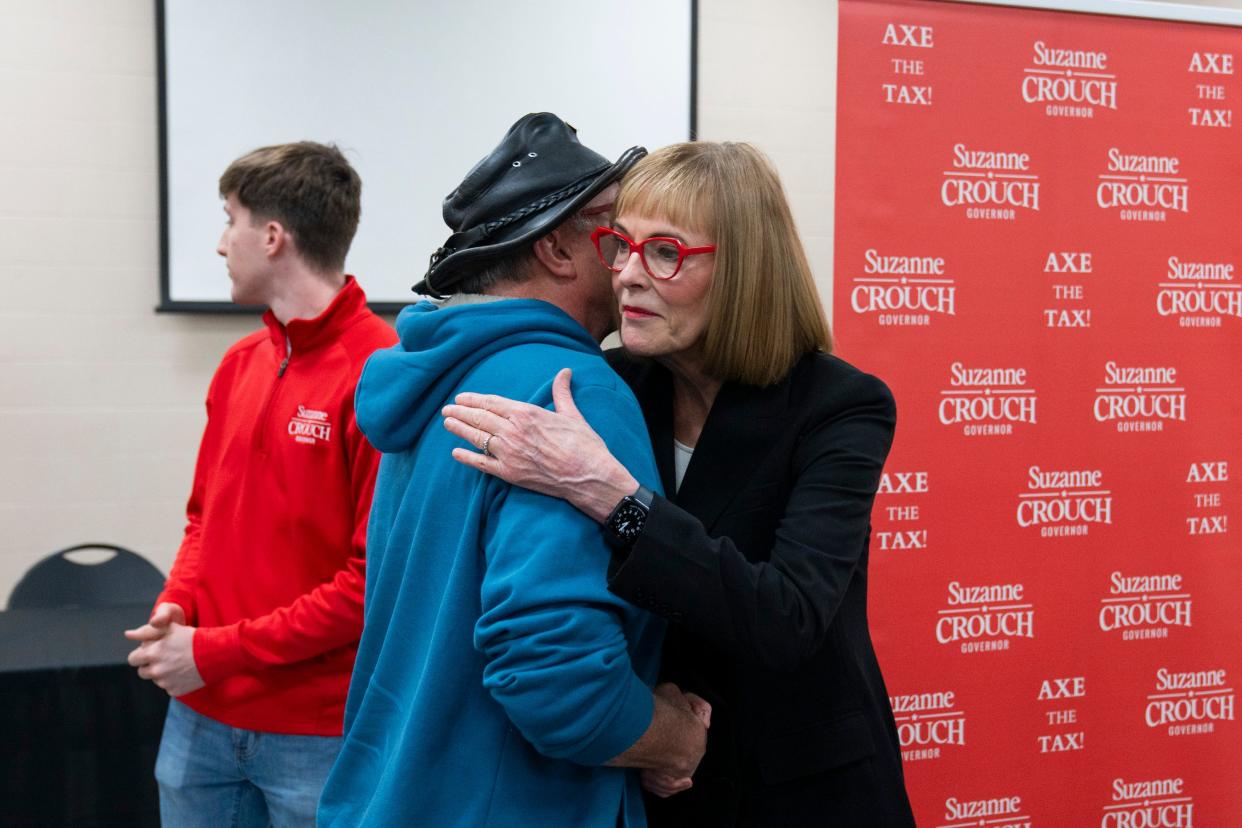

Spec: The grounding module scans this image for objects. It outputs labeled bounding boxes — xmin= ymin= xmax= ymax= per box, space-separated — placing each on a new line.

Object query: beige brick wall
xmin=1 ymin=0 xmax=1238 ymax=602
xmin=0 ymin=1 xmax=251 ymax=602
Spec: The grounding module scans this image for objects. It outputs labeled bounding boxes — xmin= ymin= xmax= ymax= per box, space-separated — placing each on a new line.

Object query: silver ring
xmin=481 ymin=434 xmax=492 ymax=457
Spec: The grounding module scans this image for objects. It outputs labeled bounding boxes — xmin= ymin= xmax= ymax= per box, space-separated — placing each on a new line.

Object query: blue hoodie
xmin=318 ymin=299 xmax=664 ymax=828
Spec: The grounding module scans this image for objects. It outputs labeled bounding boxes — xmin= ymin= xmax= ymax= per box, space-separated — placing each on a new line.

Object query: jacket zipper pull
xmin=278 ymin=356 xmax=290 ymax=377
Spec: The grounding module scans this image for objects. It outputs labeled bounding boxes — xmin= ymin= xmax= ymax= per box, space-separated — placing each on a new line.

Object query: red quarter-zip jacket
xmin=156 ymin=277 xmax=397 ymax=735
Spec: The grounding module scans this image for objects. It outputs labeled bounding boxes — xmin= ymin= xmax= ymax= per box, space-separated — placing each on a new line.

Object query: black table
xmin=0 ymin=604 xmax=168 ymax=827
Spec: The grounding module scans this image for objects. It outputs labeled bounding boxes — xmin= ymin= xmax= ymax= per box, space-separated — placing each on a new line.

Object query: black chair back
xmin=8 ymin=544 xmax=166 ymax=609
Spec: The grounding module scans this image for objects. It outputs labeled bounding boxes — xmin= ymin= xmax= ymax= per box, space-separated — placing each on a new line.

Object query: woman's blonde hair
xmin=614 ymin=141 xmax=832 ymax=387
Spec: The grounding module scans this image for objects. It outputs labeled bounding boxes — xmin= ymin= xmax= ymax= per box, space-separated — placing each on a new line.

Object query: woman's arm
xmin=612 ymin=374 xmax=896 ymax=673
xmin=442 ymin=367 xmax=642 ymax=522
xmin=443 ymin=365 xmax=897 ymax=673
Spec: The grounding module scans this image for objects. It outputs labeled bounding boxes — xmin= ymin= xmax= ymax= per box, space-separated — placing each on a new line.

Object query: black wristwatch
xmin=604 ymin=485 xmax=654 ymax=548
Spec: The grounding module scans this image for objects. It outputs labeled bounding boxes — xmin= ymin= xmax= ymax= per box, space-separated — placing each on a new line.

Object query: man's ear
xmin=264 ymin=221 xmax=290 ymax=260
xmin=531 ymin=227 xmax=577 ymax=280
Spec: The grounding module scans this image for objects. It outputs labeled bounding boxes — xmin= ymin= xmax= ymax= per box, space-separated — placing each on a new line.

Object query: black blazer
xmin=606 ymin=350 xmax=916 ymax=828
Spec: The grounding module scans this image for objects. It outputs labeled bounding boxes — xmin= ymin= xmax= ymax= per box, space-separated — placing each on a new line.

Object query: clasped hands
xmin=645 ymin=683 xmax=713 ymax=799
xmin=124 ymin=602 xmax=205 ymax=697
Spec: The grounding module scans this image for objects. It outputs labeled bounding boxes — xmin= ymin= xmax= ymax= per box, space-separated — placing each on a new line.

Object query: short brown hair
xmin=219 ymin=141 xmax=361 ymax=274
xmin=615 ymin=142 xmax=832 ymax=387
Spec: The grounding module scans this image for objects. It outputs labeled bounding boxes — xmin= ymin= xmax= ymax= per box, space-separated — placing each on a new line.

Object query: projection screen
xmin=158 ymin=0 xmax=696 ymax=311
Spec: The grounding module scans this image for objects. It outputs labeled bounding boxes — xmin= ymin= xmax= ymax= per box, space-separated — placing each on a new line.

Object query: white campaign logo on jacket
xmin=288 ymin=405 xmax=332 ymax=445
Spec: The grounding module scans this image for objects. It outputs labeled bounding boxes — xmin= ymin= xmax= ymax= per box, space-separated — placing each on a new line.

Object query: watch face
xmin=612 ymin=503 xmax=647 ymax=541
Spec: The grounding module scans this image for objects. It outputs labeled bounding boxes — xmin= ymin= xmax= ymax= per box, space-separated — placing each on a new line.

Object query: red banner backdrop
xmin=834 ymin=1 xmax=1242 ymax=824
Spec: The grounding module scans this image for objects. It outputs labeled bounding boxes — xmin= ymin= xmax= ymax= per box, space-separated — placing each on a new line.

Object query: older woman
xmin=442 ymin=142 xmax=915 ymax=827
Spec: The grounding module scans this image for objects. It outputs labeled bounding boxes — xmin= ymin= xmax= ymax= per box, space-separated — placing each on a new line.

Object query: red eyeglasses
xmin=591 ymin=226 xmax=716 ymax=280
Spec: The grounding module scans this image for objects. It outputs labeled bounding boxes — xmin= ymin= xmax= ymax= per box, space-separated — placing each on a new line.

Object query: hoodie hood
xmin=355 ymin=298 xmax=600 ymax=453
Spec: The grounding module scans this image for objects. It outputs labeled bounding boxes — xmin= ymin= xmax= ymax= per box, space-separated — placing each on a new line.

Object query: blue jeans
xmin=155 ymin=700 xmax=342 ymax=827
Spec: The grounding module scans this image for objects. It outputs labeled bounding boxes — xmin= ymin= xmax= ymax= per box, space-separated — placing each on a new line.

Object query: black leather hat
xmin=416 ymin=113 xmax=646 ymax=297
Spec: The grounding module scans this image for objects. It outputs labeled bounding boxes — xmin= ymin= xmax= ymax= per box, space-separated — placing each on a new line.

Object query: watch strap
xmin=631 ymin=484 xmax=655 ymax=511
xmin=604 ymin=484 xmax=654 ymax=548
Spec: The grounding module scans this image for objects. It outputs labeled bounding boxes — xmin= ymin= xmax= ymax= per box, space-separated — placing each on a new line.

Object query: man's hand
xmin=641 ymin=770 xmax=695 ymax=798
xmin=606 ymin=682 xmax=711 ymax=782
xmin=641 ymin=687 xmax=713 ymax=797
xmin=124 ymin=602 xmax=186 ymax=643
xmin=125 ymin=604 xmax=205 ymax=697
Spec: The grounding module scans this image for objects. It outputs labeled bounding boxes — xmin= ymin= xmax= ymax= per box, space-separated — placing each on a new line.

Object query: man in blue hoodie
xmin=318 ymin=114 xmax=709 ymax=827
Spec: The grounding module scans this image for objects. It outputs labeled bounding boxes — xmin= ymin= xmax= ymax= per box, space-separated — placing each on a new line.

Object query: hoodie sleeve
xmin=474 ymin=380 xmax=662 ymax=766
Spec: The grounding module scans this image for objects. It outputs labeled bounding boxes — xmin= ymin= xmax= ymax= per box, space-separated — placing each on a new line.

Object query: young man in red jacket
xmin=124 ymin=141 xmax=396 ymax=826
